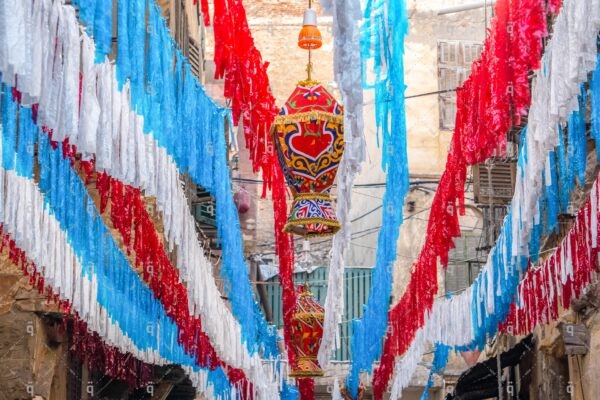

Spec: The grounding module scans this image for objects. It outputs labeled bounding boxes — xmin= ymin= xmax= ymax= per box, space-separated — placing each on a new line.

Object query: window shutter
xmin=473 ymin=162 xmax=517 ymax=204
xmin=187 ymin=38 xmax=202 ymax=80
xmin=445 ymin=263 xmax=469 ymax=294
xmin=438 ymin=40 xmax=483 ymax=130
xmin=462 ymin=43 xmax=483 ymax=65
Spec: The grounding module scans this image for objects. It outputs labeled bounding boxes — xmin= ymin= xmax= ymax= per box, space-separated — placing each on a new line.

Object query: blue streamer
xmin=1 ymin=86 xmax=16 ymax=171
xmin=78 ymin=0 xmax=96 ymax=38
xmin=420 ymin=344 xmax=450 ymax=400
xmin=567 ymin=90 xmax=586 ymax=190
xmin=128 ymin=0 xmax=147 ymax=111
xmin=347 ymin=0 xmax=409 ymax=396
xmin=116 ymin=0 xmax=131 ymax=87
xmin=557 ymin=125 xmax=570 ymax=213
xmin=592 ymin=54 xmax=600 ymax=160
xmin=529 ymin=197 xmax=542 ymax=264
xmin=281 ymin=381 xmax=300 ymax=400
xmin=16 ymin=107 xmax=35 ymax=178
xmin=546 ymin=151 xmax=559 ymax=233
xmin=94 ymin=0 xmax=113 ymax=62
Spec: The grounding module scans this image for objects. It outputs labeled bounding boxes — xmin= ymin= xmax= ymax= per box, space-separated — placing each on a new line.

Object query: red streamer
xmin=210 ymin=0 xmax=312 ymax=396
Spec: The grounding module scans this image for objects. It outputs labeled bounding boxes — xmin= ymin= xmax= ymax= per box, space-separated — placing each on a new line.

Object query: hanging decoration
xmin=272 ymin=83 xmax=345 ymax=237
xmin=288 ymin=285 xmax=325 ymax=377
xmin=369 ymin=0 xmax=560 ymax=396
xmin=345 ymin=0 xmax=409 ymax=394
xmin=379 ymin=1 xmax=600 ymax=396
xmin=0 ymin=226 xmax=238 ymax=399
xmin=0 ymin=127 xmax=241 ymax=397
xmin=0 ymin=2 xmax=285 ymax=396
xmin=317 ymin=0 xmax=366 ymax=369
xmin=271 ymin=0 xmax=344 ymax=238
xmin=9 ymin=77 xmax=269 ymax=396
xmin=501 ymin=177 xmax=600 ymax=335
xmin=0 ymin=231 xmax=155 ymax=391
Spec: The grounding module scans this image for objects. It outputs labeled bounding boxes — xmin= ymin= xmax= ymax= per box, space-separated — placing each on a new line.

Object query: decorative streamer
xmin=370 ymin=0 xmax=565 ymax=396
xmin=5 ymin=75 xmax=287 ymax=396
xmin=346 ymin=0 xmax=410 ymax=396
xmin=74 ymin=0 xmax=279 ymax=361
xmin=208 ymin=0 xmax=302 ymax=396
xmin=0 ymin=227 xmax=237 ymax=399
xmin=0 ymin=236 xmax=154 ymax=390
xmin=380 ymin=1 xmax=600 ymax=396
xmin=419 ymin=344 xmax=450 ymax=400
xmin=0 ymin=2 xmax=282 ymax=393
xmin=592 ymin=54 xmax=600 ymax=159
xmin=502 ymin=176 xmax=600 ymax=334
xmin=318 ymin=0 xmax=366 ymax=368
xmin=5 ymin=81 xmax=286 ymax=396
xmin=0 ymin=123 xmax=239 ymax=398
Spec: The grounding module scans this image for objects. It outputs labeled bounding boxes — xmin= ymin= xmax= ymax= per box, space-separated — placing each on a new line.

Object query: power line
xmin=232 ymin=177 xmax=441 ymax=188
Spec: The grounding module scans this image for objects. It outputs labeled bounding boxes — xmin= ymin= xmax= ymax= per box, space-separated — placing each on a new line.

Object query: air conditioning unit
xmin=473 ymin=161 xmax=517 ymax=205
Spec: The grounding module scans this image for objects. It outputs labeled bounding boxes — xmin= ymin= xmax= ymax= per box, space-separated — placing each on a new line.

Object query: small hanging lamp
xmin=298 ymin=7 xmax=322 ymax=50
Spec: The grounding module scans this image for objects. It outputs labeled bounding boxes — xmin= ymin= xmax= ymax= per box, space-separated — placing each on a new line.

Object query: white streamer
xmin=319 ymin=0 xmax=366 ymax=367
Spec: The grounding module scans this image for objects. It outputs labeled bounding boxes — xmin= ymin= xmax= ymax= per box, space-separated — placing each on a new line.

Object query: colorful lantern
xmin=272 ymin=82 xmax=344 ymax=237
xmin=289 ymin=285 xmax=325 ymax=377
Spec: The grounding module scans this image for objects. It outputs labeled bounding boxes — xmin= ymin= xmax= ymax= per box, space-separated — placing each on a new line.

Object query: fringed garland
xmin=59 ymin=0 xmax=279 ymax=361
xmin=0 ymin=227 xmax=239 ymax=399
xmin=345 ymin=0 xmax=410 ymax=395
xmin=371 ymin=0 xmax=561 ymax=396
xmin=501 ymin=177 xmax=600 ymax=335
xmin=0 ymin=162 xmax=239 ymax=398
xmin=381 ymin=0 xmax=600 ymax=396
xmin=0 ymin=231 xmax=155 ymax=391
xmin=0 ymin=87 xmax=272 ymax=398
xmin=4 ymin=80 xmax=278 ymax=397
xmin=0 ymin=1 xmax=282 ymax=395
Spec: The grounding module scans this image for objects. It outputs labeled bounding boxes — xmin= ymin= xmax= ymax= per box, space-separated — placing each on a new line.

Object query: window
xmin=438 ymin=40 xmax=483 ymax=130
xmin=445 ymin=233 xmax=484 ymax=294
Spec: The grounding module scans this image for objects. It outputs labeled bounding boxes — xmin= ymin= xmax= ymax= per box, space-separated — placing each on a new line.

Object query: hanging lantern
xmin=289 ymin=285 xmax=324 ymax=377
xmin=298 ymin=9 xmax=322 ymax=50
xmin=271 ymin=82 xmax=344 ymax=237
xmin=233 ymin=187 xmax=251 ymax=214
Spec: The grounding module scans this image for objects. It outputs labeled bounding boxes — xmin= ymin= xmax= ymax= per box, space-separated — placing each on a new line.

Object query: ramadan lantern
xmin=289 ymin=285 xmax=325 ymax=377
xmin=272 ymin=82 xmax=344 ymax=237
xmin=271 ymin=0 xmax=344 ymax=238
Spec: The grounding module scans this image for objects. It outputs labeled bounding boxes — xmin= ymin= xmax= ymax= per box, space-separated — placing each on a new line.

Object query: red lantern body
xmin=289 ymin=285 xmax=325 ymax=377
xmin=272 ymin=82 xmax=344 ymax=237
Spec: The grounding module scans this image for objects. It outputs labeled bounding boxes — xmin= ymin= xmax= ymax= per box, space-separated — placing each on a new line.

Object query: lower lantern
xmin=289 ymin=285 xmax=325 ymax=377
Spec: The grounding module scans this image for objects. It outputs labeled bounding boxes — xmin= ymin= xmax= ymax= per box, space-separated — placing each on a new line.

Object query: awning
xmin=446 ymin=334 xmax=534 ymax=400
